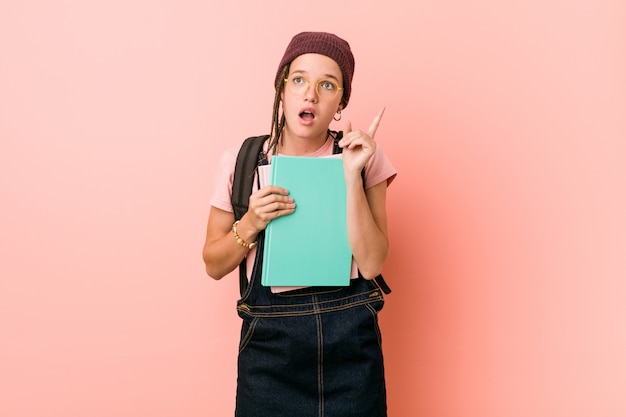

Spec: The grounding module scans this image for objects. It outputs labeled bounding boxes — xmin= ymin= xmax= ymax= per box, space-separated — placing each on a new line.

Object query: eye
xmin=292 ymin=76 xmax=305 ymax=85
xmin=320 ymin=80 xmax=337 ymax=91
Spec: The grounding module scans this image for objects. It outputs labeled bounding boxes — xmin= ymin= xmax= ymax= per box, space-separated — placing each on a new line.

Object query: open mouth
xmin=299 ymin=109 xmax=316 ymax=121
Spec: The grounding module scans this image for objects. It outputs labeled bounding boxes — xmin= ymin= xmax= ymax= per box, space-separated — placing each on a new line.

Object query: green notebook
xmin=261 ymin=155 xmax=351 ymax=287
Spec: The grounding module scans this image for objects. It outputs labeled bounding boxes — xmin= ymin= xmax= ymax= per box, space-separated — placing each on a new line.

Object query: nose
xmin=303 ymin=81 xmax=318 ymax=102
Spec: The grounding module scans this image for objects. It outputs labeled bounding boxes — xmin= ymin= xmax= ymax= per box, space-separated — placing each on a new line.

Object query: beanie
xmin=275 ymin=32 xmax=355 ymax=109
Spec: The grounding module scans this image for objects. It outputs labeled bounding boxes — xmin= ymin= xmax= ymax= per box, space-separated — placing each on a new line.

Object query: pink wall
xmin=1 ymin=1 xmax=625 ymax=416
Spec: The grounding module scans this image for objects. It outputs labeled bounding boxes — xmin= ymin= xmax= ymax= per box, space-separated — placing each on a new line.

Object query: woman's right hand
xmin=202 ymin=186 xmax=295 ymax=280
xmin=245 ymin=185 xmax=296 ymax=232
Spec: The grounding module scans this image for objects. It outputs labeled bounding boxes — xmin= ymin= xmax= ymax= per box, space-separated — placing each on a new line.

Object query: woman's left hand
xmin=338 ymin=107 xmax=385 ymax=175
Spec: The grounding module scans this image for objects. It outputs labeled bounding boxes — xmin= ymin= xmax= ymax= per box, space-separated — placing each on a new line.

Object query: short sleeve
xmin=209 ymin=145 xmax=239 ymax=213
xmin=363 ymin=144 xmax=397 ymax=189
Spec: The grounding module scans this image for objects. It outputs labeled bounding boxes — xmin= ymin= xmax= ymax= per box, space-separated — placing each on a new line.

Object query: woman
xmin=203 ymin=32 xmax=397 ymax=417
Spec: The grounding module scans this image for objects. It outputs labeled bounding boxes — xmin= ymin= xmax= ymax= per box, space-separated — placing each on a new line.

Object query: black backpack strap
xmin=232 ymin=135 xmax=269 ymax=296
xmin=232 ymin=135 xmax=269 ymax=221
xmin=331 ymin=130 xmax=343 ymax=154
xmin=331 ymin=131 xmax=392 ymax=295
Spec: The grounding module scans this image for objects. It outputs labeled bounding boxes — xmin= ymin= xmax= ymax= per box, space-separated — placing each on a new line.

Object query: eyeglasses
xmin=283 ymin=75 xmax=343 ymax=100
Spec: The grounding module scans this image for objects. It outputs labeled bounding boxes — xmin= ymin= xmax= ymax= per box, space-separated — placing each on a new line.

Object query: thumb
xmin=344 ymin=120 xmax=352 ymax=134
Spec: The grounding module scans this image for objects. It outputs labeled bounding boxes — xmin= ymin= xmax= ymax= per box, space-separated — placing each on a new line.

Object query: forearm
xmin=203 ymin=212 xmax=259 ymax=280
xmin=345 ymin=174 xmax=389 ymax=279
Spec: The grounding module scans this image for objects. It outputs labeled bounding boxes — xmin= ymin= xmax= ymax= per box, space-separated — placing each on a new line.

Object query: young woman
xmin=203 ymin=32 xmax=397 ymax=417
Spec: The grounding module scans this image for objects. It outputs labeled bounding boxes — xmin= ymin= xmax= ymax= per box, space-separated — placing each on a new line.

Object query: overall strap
xmin=232 ymin=135 xmax=269 ymax=296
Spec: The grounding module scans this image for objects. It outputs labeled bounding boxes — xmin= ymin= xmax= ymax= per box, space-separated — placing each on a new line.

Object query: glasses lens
xmin=285 ymin=76 xmax=340 ymax=100
xmin=286 ymin=76 xmax=307 ymax=95
xmin=316 ymin=80 xmax=339 ymax=99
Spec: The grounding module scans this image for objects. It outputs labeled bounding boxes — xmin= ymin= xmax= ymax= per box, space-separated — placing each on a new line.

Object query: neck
xmin=278 ymin=130 xmax=329 ymax=156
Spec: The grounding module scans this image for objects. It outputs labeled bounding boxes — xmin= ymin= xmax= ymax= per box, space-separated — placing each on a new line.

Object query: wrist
xmin=232 ymin=220 xmax=258 ymax=249
xmin=344 ymin=169 xmax=364 ymax=186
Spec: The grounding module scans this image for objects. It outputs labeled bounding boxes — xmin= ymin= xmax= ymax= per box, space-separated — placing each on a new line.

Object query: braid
xmin=267 ymin=65 xmax=289 ymax=156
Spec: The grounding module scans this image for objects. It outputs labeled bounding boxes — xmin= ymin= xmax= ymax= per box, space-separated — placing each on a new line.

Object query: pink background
xmin=1 ymin=1 xmax=625 ymax=416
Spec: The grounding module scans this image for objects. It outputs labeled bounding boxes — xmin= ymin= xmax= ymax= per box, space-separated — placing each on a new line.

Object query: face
xmin=281 ymin=53 xmax=343 ymax=142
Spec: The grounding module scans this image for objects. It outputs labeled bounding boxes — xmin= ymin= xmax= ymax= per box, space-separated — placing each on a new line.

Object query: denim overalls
xmin=234 ymin=233 xmax=388 ymax=417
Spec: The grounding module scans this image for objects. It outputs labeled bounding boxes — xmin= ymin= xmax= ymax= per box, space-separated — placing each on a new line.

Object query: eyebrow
xmin=290 ymin=69 xmax=341 ymax=83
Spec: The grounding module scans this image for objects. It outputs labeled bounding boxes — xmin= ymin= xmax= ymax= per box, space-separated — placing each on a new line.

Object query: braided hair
xmin=266 ymin=65 xmax=289 ymax=156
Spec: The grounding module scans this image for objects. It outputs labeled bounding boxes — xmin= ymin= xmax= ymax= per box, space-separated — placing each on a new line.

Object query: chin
xmin=292 ymin=127 xmax=328 ymax=140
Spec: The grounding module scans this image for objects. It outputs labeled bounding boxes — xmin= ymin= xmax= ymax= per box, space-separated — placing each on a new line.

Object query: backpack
xmin=231 ymin=132 xmax=391 ymax=296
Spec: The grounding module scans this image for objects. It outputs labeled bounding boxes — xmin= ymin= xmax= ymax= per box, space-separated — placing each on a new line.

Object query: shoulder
xmin=209 ymin=136 xmax=267 ymax=212
xmin=221 ymin=143 xmax=241 ymax=163
xmin=219 ymin=135 xmax=269 ymax=169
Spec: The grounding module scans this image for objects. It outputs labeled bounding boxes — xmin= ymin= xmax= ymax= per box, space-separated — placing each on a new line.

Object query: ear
xmin=337 ymin=105 xmax=342 ymax=113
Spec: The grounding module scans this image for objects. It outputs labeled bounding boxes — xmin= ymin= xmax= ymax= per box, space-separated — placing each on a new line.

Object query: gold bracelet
xmin=232 ymin=221 xmax=257 ymax=249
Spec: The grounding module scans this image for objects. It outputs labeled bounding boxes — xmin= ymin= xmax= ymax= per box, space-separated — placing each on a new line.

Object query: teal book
xmin=261 ymin=155 xmax=351 ymax=287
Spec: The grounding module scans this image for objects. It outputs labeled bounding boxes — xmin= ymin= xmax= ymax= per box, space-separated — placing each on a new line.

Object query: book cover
xmin=261 ymin=155 xmax=351 ymax=287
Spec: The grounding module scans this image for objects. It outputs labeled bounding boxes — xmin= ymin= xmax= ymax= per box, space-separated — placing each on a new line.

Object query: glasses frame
xmin=283 ymin=76 xmax=344 ymax=100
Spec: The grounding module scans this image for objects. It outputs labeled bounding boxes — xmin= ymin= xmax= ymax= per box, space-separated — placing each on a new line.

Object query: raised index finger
xmin=368 ymin=107 xmax=386 ymax=138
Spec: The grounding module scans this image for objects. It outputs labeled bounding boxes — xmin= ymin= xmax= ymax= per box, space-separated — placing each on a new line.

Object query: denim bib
xmin=234 ymin=233 xmax=388 ymax=417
